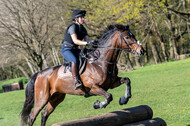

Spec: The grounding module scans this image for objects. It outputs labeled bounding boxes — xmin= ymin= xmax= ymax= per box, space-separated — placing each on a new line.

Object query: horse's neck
xmin=98 ymin=48 xmax=118 ymax=63
xmin=96 ymin=34 xmax=120 ymax=67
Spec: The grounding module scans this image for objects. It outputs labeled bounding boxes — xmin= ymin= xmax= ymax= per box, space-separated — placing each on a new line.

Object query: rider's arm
xmin=71 ymin=34 xmax=87 ymax=45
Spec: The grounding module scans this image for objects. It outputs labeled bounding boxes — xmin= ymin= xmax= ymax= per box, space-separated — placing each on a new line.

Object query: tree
xmin=0 ymin=0 xmax=189 ymax=79
xmin=165 ymin=0 xmax=190 ymax=59
xmin=0 ymin=0 xmax=63 ymax=72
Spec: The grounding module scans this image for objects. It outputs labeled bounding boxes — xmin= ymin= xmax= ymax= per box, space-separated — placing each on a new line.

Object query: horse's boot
xmin=71 ymin=62 xmax=82 ymax=90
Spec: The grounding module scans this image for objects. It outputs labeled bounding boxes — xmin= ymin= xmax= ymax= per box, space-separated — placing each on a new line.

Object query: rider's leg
xmin=71 ymin=62 xmax=82 ymax=90
xmin=61 ymin=48 xmax=82 ymax=89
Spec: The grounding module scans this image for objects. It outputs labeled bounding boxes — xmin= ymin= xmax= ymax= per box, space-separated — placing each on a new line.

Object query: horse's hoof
xmin=119 ymin=96 xmax=129 ymax=105
xmin=93 ymin=100 xmax=100 ymax=109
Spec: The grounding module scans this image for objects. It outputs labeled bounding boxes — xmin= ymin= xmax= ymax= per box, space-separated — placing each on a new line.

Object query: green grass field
xmin=0 ymin=58 xmax=190 ymax=126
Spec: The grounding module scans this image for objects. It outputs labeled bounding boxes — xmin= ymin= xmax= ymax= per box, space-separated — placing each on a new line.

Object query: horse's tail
xmin=20 ymin=72 xmax=38 ymax=126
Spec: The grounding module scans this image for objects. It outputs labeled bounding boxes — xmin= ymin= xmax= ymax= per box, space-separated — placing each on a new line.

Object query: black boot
xmin=71 ymin=62 xmax=82 ymax=90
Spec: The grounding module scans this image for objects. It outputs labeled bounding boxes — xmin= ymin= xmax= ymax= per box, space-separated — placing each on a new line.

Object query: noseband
xmin=119 ymin=32 xmax=142 ymax=52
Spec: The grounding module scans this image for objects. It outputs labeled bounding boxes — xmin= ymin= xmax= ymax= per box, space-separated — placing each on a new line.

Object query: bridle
xmin=89 ymin=31 xmax=142 ymax=51
xmin=83 ymin=31 xmax=142 ymax=74
xmin=119 ymin=31 xmax=142 ymax=53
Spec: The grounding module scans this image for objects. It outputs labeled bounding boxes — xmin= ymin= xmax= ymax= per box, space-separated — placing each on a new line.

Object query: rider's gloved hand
xmin=86 ymin=40 xmax=93 ymax=46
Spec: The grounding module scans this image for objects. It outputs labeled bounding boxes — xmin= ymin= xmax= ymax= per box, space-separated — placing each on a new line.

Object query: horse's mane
xmin=84 ymin=24 xmax=129 ymax=56
xmin=94 ymin=24 xmax=129 ymax=46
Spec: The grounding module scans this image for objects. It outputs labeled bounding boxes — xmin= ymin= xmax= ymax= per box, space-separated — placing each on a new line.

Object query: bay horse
xmin=21 ymin=24 xmax=144 ymax=126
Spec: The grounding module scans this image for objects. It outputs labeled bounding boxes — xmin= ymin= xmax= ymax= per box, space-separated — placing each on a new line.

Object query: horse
xmin=21 ymin=24 xmax=144 ymax=126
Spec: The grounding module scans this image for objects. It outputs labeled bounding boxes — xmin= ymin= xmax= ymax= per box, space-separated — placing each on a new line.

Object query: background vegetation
xmin=0 ymin=58 xmax=189 ymax=126
xmin=0 ymin=0 xmax=189 ymax=80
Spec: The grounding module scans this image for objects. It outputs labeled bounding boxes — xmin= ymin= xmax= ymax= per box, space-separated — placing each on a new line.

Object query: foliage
xmin=0 ymin=0 xmax=189 ymax=80
xmin=60 ymin=0 xmax=166 ymax=37
xmin=0 ymin=58 xmax=190 ymax=126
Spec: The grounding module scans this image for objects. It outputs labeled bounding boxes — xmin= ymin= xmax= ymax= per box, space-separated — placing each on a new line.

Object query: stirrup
xmin=74 ymin=80 xmax=82 ymax=90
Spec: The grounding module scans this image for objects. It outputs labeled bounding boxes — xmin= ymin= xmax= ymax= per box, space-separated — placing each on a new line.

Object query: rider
xmin=61 ymin=9 xmax=93 ymax=90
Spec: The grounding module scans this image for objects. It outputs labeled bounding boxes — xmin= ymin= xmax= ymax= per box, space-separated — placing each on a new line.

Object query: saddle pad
xmin=58 ymin=65 xmax=72 ymax=79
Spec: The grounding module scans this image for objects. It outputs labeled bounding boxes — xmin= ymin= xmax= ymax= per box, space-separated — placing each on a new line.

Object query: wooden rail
xmin=52 ymin=105 xmax=166 ymax=126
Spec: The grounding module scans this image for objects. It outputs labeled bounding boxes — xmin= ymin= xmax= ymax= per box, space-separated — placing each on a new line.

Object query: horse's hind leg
xmin=29 ymin=80 xmax=50 ymax=126
xmin=110 ymin=77 xmax=131 ymax=105
xmin=41 ymin=93 xmax=66 ymax=126
xmin=29 ymin=95 xmax=49 ymax=126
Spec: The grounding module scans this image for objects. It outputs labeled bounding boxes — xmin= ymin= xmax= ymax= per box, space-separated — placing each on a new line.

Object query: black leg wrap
xmin=93 ymin=100 xmax=100 ymax=109
xmin=119 ymin=96 xmax=129 ymax=105
xmin=93 ymin=100 xmax=108 ymax=109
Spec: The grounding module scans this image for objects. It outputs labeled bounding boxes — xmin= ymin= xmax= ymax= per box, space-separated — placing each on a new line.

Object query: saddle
xmin=63 ymin=48 xmax=88 ymax=73
xmin=62 ymin=48 xmax=94 ymax=97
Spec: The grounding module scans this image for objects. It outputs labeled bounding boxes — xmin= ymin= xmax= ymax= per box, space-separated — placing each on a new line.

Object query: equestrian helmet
xmin=71 ymin=9 xmax=86 ymax=20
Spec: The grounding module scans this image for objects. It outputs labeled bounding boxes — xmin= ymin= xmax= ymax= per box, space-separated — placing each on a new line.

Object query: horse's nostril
xmin=140 ymin=49 xmax=144 ymax=55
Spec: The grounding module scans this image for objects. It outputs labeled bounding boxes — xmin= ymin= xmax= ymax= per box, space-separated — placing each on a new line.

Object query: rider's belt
xmin=63 ymin=41 xmax=77 ymax=49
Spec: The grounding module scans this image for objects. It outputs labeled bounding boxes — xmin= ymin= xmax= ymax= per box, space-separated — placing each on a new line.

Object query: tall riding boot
xmin=71 ymin=62 xmax=82 ymax=90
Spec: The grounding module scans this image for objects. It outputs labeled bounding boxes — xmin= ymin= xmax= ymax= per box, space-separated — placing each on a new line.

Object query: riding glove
xmin=86 ymin=41 xmax=93 ymax=46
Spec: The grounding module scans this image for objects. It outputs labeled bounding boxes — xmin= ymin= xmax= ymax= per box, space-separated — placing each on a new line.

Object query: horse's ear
xmin=125 ymin=25 xmax=129 ymax=30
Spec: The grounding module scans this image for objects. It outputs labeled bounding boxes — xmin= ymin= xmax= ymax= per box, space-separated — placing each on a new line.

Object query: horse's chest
xmin=99 ymin=74 xmax=118 ymax=89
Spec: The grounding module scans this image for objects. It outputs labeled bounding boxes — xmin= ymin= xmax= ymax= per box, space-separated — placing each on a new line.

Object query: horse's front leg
xmin=110 ymin=77 xmax=131 ymax=105
xmin=90 ymin=85 xmax=113 ymax=109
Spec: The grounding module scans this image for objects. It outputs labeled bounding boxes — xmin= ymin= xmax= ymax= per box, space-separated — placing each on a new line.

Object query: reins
xmin=89 ymin=44 xmax=130 ymax=51
xmin=82 ymin=31 xmax=135 ymax=74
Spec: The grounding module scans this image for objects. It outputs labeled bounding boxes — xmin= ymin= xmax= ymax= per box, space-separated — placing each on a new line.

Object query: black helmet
xmin=71 ymin=9 xmax=86 ymax=20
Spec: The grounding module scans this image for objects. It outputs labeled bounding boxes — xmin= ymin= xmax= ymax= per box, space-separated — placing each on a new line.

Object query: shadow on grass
xmin=0 ymin=117 xmax=3 ymax=120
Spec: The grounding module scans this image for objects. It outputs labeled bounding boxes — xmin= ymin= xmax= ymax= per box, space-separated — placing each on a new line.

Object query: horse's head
xmin=118 ymin=25 xmax=144 ymax=56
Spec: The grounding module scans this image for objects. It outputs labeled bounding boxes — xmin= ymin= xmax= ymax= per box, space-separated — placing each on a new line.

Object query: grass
xmin=0 ymin=58 xmax=190 ymax=126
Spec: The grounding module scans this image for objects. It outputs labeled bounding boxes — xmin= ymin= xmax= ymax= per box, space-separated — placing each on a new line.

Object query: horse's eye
xmin=125 ymin=36 xmax=130 ymax=39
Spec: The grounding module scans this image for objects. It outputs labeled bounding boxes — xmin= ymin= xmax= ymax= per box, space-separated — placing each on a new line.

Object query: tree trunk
xmin=169 ymin=20 xmax=179 ymax=59
xmin=25 ymin=57 xmax=35 ymax=74
xmin=169 ymin=37 xmax=174 ymax=59
xmin=135 ymin=57 xmax=142 ymax=67
xmin=148 ymin=35 xmax=161 ymax=64
xmin=52 ymin=47 xmax=61 ymax=65
xmin=125 ymin=52 xmax=133 ymax=70
xmin=144 ymin=41 xmax=149 ymax=63
xmin=16 ymin=65 xmax=30 ymax=78
xmin=189 ymin=0 xmax=190 ymax=13
xmin=118 ymin=52 xmax=133 ymax=71
xmin=42 ymin=53 xmax=48 ymax=68
xmin=51 ymin=54 xmax=56 ymax=66
xmin=172 ymin=38 xmax=179 ymax=59
xmin=153 ymin=23 xmax=168 ymax=62
xmin=165 ymin=1 xmax=179 ymax=59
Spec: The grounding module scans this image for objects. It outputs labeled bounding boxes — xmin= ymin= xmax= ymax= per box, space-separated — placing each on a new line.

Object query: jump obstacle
xmin=2 ymin=82 xmax=23 ymax=93
xmin=52 ymin=105 xmax=166 ymax=126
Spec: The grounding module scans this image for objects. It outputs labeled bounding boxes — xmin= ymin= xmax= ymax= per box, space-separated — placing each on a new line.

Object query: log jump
xmin=2 ymin=82 xmax=23 ymax=93
xmin=52 ymin=105 xmax=166 ymax=126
